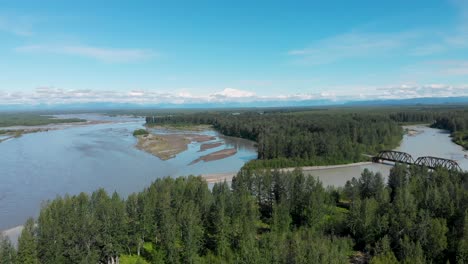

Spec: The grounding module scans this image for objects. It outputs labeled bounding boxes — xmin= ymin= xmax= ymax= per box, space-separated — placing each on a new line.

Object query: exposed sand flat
xmin=202 ymin=172 xmax=237 ymax=183
xmin=1 ymin=225 xmax=23 ymax=247
xmin=136 ymin=134 xmax=190 ymax=160
xmin=190 ymin=148 xmax=237 ymax=164
xmin=200 ymin=142 xmax=223 ymax=151
xmin=406 ymin=129 xmax=423 ymax=136
xmin=136 ymin=133 xmax=216 ymax=160
xmin=200 ymin=161 xmax=374 ymax=184
xmin=189 ymin=134 xmax=216 ymax=142
xmin=146 ymin=124 xmax=213 ymax=131
xmin=0 ymin=120 xmax=109 ymax=131
xmin=283 ymin=162 xmax=373 ymax=172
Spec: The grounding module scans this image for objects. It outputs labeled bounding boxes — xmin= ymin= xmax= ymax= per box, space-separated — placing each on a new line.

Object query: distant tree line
xmin=1 ymin=166 xmax=468 ymax=263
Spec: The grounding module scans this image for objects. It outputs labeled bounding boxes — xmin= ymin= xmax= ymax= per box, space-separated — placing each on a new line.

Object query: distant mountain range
xmin=1 ymin=96 xmax=468 ymax=112
xmin=345 ymin=96 xmax=468 ymax=106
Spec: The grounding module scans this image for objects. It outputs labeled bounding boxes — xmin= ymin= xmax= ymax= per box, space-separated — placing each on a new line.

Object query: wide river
xmin=307 ymin=125 xmax=468 ymax=186
xmin=0 ymin=114 xmax=257 ymax=230
xmin=0 ymin=118 xmax=467 ymax=232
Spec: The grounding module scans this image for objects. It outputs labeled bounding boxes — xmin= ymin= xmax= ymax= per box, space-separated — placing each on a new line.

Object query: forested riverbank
xmin=144 ymin=106 xmax=468 ymax=167
xmin=1 ymin=166 xmax=467 ymax=263
xmin=2 ymin=106 xmax=468 ymax=264
xmin=146 ymin=110 xmax=403 ymax=168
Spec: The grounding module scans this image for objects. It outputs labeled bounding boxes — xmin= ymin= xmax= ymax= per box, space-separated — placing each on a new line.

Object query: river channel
xmin=0 ymin=119 xmax=466 ymax=234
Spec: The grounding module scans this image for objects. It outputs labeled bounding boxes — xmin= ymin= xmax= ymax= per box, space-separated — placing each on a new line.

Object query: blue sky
xmin=1 ymin=0 xmax=468 ymax=105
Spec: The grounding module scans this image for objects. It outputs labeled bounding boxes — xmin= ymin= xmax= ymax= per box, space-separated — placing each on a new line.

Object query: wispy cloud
xmin=15 ymin=44 xmax=156 ymax=63
xmin=1 ymin=85 xmax=468 ymax=106
xmin=289 ymin=1 xmax=468 ymax=65
xmin=0 ymin=87 xmax=331 ymax=105
xmin=288 ymin=31 xmax=417 ymax=65
xmin=375 ymin=84 xmax=468 ymax=99
xmin=0 ymin=14 xmax=33 ymax=36
xmin=431 ymin=60 xmax=468 ymax=76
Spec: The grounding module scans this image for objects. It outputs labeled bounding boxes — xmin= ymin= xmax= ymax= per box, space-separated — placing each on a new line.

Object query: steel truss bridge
xmin=372 ymin=150 xmax=461 ymax=171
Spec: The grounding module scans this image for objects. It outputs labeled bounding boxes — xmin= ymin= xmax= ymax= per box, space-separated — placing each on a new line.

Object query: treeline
xmin=2 ymin=167 xmax=468 ymax=263
xmin=429 ymin=110 xmax=468 ymax=149
xmin=344 ymin=166 xmax=468 ymax=263
xmin=0 ymin=113 xmax=84 ymax=127
xmin=146 ymin=111 xmax=403 ymax=168
xmin=1 ymin=171 xmax=352 ymax=264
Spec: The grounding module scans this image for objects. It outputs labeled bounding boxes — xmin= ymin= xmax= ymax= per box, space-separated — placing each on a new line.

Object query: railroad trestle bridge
xmin=372 ymin=150 xmax=461 ymax=171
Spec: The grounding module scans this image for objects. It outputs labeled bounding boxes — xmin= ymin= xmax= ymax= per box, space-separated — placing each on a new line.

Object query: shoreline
xmin=0 ymin=120 xmax=115 ymax=144
xmin=135 ymin=133 xmax=216 ymax=160
xmin=1 ymin=225 xmax=23 ymax=247
xmin=200 ymin=161 xmax=375 ymax=184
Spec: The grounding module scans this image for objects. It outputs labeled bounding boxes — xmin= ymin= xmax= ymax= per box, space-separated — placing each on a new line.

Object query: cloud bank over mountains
xmin=1 ymin=85 xmax=468 ymax=107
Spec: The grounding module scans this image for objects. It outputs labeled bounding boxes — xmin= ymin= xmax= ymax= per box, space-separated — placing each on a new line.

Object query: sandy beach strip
xmin=190 ymin=148 xmax=237 ymax=164
xmin=199 ymin=142 xmax=223 ymax=151
xmin=1 ymin=225 xmax=23 ymax=247
xmin=202 ymin=172 xmax=237 ymax=183
xmin=200 ymin=161 xmax=374 ymax=184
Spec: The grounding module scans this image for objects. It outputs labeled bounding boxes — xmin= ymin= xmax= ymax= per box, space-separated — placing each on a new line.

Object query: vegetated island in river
xmin=134 ymin=129 xmax=217 ymax=160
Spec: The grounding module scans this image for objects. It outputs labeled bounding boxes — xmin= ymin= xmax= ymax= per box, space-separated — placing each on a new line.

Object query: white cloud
xmin=374 ymin=84 xmax=468 ymax=99
xmin=1 ymin=85 xmax=468 ymax=106
xmin=0 ymin=87 xmax=323 ymax=105
xmin=16 ymin=44 xmax=156 ymax=62
xmin=213 ymin=88 xmax=255 ymax=98
xmin=0 ymin=15 xmax=33 ymax=36
xmin=289 ymin=1 xmax=468 ymax=65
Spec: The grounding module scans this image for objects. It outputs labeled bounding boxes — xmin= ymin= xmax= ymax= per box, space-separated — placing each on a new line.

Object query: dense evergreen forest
xmin=1 ymin=167 xmax=467 ymax=263
xmin=2 ymin=106 xmax=468 ymax=263
xmin=144 ymin=106 xmax=468 ymax=166
xmin=146 ymin=110 xmax=403 ymax=168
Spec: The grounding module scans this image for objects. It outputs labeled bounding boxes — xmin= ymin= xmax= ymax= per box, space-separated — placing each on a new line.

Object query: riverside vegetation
xmin=1 ymin=166 xmax=468 ymax=263
xmin=2 ymin=106 xmax=468 ymax=263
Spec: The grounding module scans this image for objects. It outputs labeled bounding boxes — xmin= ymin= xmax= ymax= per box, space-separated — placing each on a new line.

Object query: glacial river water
xmin=0 ymin=114 xmax=257 ymax=230
xmin=0 ymin=119 xmax=467 ymax=232
xmin=307 ymin=125 xmax=468 ymax=186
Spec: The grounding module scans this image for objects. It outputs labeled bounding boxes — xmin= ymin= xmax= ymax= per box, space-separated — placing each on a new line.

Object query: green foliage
xmin=12 ymin=165 xmax=468 ymax=263
xmin=120 ymin=254 xmax=150 ymax=264
xmin=347 ymin=166 xmax=468 ymax=263
xmin=0 ymin=235 xmax=16 ymax=264
xmin=370 ymin=236 xmax=398 ymax=264
xmin=145 ymin=110 xmax=403 ymax=167
xmin=132 ymin=129 xmax=149 ymax=136
xmin=452 ymin=130 xmax=468 ymax=149
xmin=457 ymin=211 xmax=468 ymax=263
xmin=17 ymin=218 xmax=39 ymax=264
xmin=0 ymin=113 xmax=84 ymax=127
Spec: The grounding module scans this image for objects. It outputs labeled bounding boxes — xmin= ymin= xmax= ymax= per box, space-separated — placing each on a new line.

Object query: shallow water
xmin=307 ymin=125 xmax=468 ymax=187
xmin=1 ymin=120 xmax=466 ymax=230
xmin=0 ymin=114 xmax=256 ymax=230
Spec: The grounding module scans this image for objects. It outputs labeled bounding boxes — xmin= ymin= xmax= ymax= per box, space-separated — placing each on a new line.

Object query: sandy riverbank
xmin=200 ymin=142 xmax=223 ymax=151
xmin=0 ymin=120 xmax=113 ymax=144
xmin=200 ymin=161 xmax=374 ymax=184
xmin=190 ymin=148 xmax=237 ymax=164
xmin=1 ymin=225 xmax=22 ymax=247
xmin=136 ymin=133 xmax=216 ymax=160
xmin=146 ymin=124 xmax=213 ymax=132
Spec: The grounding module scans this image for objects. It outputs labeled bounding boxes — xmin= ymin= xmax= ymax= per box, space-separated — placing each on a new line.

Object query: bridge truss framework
xmin=372 ymin=150 xmax=461 ymax=171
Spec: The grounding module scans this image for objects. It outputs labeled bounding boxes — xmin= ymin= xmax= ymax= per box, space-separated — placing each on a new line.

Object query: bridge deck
xmin=372 ymin=150 xmax=461 ymax=171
